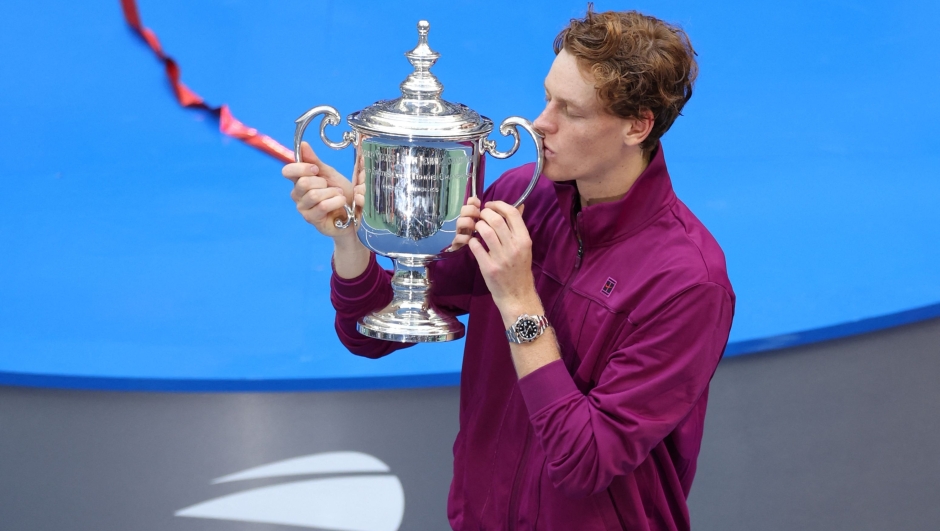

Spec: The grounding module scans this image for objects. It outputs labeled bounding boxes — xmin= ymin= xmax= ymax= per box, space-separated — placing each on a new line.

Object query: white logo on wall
xmin=175 ymin=451 xmax=404 ymax=531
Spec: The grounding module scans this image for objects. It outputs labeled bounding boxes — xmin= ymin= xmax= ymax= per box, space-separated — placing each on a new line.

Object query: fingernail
xmin=309 ymin=164 xmax=318 ymax=173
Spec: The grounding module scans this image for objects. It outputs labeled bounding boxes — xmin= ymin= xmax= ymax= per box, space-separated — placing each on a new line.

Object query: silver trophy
xmin=294 ymin=20 xmax=543 ymax=343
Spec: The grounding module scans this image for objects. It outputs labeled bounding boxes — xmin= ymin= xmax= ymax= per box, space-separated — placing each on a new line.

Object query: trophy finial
xmin=400 ymin=20 xmax=444 ymax=102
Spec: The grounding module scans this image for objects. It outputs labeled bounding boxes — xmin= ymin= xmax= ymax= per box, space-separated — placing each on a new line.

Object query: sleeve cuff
xmin=330 ymin=252 xmax=383 ymax=303
xmin=518 ymin=358 xmax=581 ymax=416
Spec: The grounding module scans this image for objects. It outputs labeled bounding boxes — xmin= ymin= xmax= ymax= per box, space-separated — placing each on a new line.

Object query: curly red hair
xmin=554 ymin=7 xmax=698 ymax=152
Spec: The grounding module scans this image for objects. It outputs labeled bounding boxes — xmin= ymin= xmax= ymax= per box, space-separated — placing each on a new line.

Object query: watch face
xmin=515 ymin=317 xmax=540 ymax=341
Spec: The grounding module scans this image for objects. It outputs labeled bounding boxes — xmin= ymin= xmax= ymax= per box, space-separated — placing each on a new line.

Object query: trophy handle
xmin=294 ymin=105 xmax=358 ymax=229
xmin=482 ymin=116 xmax=545 ymax=208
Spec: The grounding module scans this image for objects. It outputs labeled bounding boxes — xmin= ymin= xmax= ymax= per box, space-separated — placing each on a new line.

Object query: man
xmin=284 ymin=8 xmax=734 ymax=531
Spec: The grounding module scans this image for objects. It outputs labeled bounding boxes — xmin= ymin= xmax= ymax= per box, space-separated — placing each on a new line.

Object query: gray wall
xmin=1 ymin=317 xmax=938 ymax=530
xmin=690 ymin=317 xmax=940 ymax=530
xmin=0 ymin=387 xmax=460 ymax=531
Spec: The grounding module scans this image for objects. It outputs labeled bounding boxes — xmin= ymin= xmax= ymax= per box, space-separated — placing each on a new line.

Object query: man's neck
xmin=577 ymin=149 xmax=651 ymax=209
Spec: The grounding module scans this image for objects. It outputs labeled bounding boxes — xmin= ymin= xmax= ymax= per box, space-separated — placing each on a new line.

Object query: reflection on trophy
xmin=294 ymin=20 xmax=543 ymax=343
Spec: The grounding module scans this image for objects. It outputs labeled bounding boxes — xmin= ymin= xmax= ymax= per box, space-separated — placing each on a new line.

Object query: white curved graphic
xmin=211 ymin=451 xmax=390 ymax=484
xmin=176 ymin=452 xmax=404 ymax=531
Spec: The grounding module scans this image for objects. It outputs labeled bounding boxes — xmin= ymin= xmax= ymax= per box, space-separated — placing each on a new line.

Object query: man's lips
xmin=543 ymin=143 xmax=555 ymax=157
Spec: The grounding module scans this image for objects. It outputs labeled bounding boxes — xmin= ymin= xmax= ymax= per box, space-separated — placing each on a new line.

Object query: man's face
xmin=533 ymin=49 xmax=633 ymax=186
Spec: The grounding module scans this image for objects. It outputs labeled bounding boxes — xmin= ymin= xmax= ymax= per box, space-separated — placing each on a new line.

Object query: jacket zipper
xmin=548 ymin=210 xmax=584 ymax=323
xmin=574 ymin=211 xmax=584 ymax=269
xmin=510 ymin=213 xmax=584 ymax=530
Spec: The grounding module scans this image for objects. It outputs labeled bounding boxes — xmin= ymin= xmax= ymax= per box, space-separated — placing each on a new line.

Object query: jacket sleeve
xmin=516 ymin=281 xmax=734 ymax=497
xmin=330 ymin=245 xmax=478 ymax=358
xmin=330 ymin=252 xmax=400 ymax=358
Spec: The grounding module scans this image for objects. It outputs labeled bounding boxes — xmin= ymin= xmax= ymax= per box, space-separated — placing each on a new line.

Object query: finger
xmin=455 ymin=216 xmax=476 ymax=235
xmin=459 ymin=202 xmax=481 ymax=219
xmin=353 ymin=180 xmax=366 ymax=210
xmin=353 ymin=152 xmax=365 ymax=186
xmin=479 ymin=207 xmax=512 ymax=246
xmin=355 ymin=166 xmax=366 ymax=188
xmin=467 ymin=237 xmax=494 ymax=268
xmin=299 ymin=141 xmax=327 ymax=165
xmin=296 ymin=176 xmax=328 ymax=192
xmin=485 ymin=200 xmax=527 ymax=235
xmin=297 ymin=187 xmax=344 ymax=212
xmin=475 ymin=218 xmax=503 ymax=255
xmin=296 ymin=187 xmax=337 ymax=212
xmin=448 ymin=233 xmax=471 ymax=252
xmin=290 ymin=176 xmax=328 ymax=202
xmin=282 ymin=162 xmax=319 ymax=182
xmin=299 ymin=141 xmax=321 ymax=164
xmin=305 ymin=194 xmax=350 ymax=224
xmin=350 ymin=153 xmax=361 ymax=189
xmin=301 ymin=142 xmax=346 ymax=186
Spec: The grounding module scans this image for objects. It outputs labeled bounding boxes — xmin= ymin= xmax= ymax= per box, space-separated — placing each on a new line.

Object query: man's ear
xmin=623 ymin=110 xmax=654 ymax=147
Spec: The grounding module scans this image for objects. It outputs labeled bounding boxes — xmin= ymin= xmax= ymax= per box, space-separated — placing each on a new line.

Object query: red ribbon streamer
xmin=120 ymin=0 xmax=293 ymax=163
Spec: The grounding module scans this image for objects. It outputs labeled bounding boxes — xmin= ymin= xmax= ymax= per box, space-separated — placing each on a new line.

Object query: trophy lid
xmin=348 ymin=21 xmax=494 ymax=140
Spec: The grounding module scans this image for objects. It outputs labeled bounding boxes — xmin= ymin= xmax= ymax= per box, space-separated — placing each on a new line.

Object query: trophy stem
xmin=357 ymin=256 xmax=466 ymax=343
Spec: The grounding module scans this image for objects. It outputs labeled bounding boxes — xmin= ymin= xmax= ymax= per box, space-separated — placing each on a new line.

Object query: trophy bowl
xmin=294 ymin=21 xmax=543 ymax=343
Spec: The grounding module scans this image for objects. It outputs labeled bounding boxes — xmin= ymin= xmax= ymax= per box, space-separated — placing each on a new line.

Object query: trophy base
xmin=354 ymin=255 xmax=465 ymax=342
xmin=357 ymin=301 xmax=465 ymax=343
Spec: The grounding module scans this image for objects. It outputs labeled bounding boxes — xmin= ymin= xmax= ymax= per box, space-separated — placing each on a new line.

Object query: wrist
xmin=332 ymin=233 xmax=371 ymax=279
xmin=497 ymin=292 xmax=545 ymax=329
xmin=332 ymin=228 xmax=360 ymax=247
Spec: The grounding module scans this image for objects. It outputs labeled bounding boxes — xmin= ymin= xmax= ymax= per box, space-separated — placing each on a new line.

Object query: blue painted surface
xmin=1 ymin=0 xmax=938 ymax=390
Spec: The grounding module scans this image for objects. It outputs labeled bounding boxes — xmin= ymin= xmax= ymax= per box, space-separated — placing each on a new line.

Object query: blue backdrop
xmin=1 ymin=0 xmax=938 ymax=389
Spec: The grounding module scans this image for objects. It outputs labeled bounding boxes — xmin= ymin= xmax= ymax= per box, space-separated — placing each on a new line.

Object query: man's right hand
xmin=282 ymin=141 xmax=356 ymax=239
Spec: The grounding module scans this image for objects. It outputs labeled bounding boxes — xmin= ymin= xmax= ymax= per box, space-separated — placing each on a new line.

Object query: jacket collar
xmin=552 ymin=142 xmax=677 ymax=249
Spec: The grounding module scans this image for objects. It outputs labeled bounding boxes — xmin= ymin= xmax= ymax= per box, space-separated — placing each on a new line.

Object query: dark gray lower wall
xmin=0 ymin=386 xmax=461 ymax=531
xmin=689 ymin=317 xmax=940 ymax=531
xmin=1 ymin=317 xmax=938 ymax=531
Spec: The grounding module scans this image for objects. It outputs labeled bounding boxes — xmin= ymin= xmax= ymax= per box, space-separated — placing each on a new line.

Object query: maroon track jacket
xmin=331 ymin=144 xmax=735 ymax=531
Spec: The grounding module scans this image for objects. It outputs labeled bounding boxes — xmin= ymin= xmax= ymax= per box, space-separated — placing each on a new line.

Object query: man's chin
xmin=539 ymin=167 xmax=566 ymax=183
xmin=538 ymin=160 xmax=557 ymax=180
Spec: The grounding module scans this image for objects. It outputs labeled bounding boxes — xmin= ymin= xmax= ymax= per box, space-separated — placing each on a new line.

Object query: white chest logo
xmin=175 ymin=451 xmax=404 ymax=531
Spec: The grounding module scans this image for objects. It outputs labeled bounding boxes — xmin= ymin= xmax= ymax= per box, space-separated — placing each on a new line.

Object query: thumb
xmin=299 ymin=141 xmax=321 ymax=164
xmin=516 ymin=203 xmax=525 ymax=216
xmin=300 ymin=142 xmax=343 ymax=182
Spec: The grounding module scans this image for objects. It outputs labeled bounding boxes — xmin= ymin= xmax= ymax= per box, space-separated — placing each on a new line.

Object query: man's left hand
xmin=467 ymin=201 xmax=542 ymax=322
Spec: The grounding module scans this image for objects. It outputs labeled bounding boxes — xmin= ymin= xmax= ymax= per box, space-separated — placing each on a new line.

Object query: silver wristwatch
xmin=505 ymin=314 xmax=550 ymax=344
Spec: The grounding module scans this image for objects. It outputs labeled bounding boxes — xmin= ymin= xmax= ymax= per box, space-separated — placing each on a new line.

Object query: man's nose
xmin=533 ymin=109 xmax=553 ymax=135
